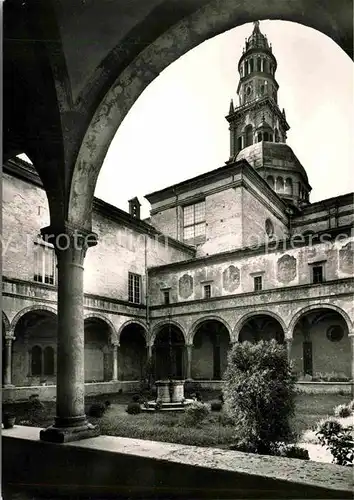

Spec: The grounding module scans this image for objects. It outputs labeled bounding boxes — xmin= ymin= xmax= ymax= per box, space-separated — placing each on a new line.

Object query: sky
xmin=95 ymin=21 xmax=352 ymax=219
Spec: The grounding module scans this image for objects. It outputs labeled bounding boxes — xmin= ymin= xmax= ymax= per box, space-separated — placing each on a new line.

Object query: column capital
xmin=41 ymin=224 xmax=98 ymax=264
xmin=4 ymin=335 xmax=15 ymax=344
xmin=112 ymin=341 xmax=120 ymax=348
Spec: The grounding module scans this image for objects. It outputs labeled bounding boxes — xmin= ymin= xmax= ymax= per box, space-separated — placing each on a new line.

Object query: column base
xmin=2 ymin=384 xmax=15 ymax=389
xmin=40 ymin=421 xmax=100 ymax=443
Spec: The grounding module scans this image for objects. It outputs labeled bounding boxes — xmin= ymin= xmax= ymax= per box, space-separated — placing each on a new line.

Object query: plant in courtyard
xmin=210 ymin=400 xmax=223 ymax=412
xmin=316 ymin=419 xmax=354 ymax=466
xmin=126 ymin=402 xmax=142 ymax=415
xmin=183 ymin=401 xmax=210 ymax=427
xmin=88 ymin=401 xmax=111 ymax=418
xmin=223 ymin=339 xmax=297 ymax=454
xmin=348 ymin=400 xmax=354 ymax=412
xmin=334 ymin=404 xmax=351 ymax=418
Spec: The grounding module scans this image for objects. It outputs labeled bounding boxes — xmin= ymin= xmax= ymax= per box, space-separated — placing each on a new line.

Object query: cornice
xmin=150 ymin=278 xmax=354 ymax=316
xmin=147 ymin=225 xmax=353 ymax=273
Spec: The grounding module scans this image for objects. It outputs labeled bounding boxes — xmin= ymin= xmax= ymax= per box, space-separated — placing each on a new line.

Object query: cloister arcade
xmin=3 ymin=303 xmax=352 ymax=393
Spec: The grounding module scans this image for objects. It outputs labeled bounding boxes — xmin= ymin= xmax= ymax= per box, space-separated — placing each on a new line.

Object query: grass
xmin=3 ymin=391 xmax=351 ymax=449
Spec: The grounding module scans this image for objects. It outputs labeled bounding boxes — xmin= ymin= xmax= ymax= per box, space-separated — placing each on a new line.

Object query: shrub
xmin=27 ymin=394 xmax=44 ymax=411
xmin=88 ymin=402 xmax=108 ymax=418
xmin=223 ymin=340 xmax=296 ymax=454
xmin=334 ymin=404 xmax=351 ymax=418
xmin=132 ymin=394 xmax=141 ymax=403
xmin=210 ymin=400 xmax=223 ymax=412
xmin=278 ymin=444 xmax=310 ymax=460
xmin=348 ymin=400 xmax=354 ymax=412
xmin=183 ymin=401 xmax=210 ymax=427
xmin=126 ymin=402 xmax=142 ymax=415
xmin=316 ymin=419 xmax=354 ymax=466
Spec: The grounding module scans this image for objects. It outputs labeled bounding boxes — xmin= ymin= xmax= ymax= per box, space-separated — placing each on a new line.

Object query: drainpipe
xmin=145 ymin=235 xmax=150 ymax=336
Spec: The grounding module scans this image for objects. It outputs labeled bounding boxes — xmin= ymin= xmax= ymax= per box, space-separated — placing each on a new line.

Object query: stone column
xmin=186 ymin=344 xmax=193 ymax=380
xmin=40 ymin=224 xmax=99 ymax=443
xmin=285 ymin=338 xmax=293 ymax=363
xmin=3 ymin=335 xmax=15 ymax=387
xmin=112 ymin=343 xmax=119 ymax=381
xmin=349 ymin=333 xmax=354 ymax=396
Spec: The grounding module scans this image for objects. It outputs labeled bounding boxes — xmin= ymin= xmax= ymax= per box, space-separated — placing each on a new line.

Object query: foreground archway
xmin=192 ymin=320 xmax=231 ymax=380
xmin=291 ymin=307 xmax=351 ymax=381
xmin=238 ymin=314 xmax=285 ymax=344
xmin=119 ymin=323 xmax=147 ymax=381
xmin=154 ymin=324 xmax=185 ymax=380
xmin=12 ymin=309 xmax=57 ymax=387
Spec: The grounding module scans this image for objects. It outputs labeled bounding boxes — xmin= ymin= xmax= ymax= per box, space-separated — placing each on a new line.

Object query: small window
xmin=128 ymin=272 xmax=141 ymax=303
xmin=254 ymin=276 xmax=262 ymax=291
xmin=163 ymin=290 xmax=170 ymax=305
xmin=203 ymin=284 xmax=211 ymax=299
xmin=312 ymin=266 xmax=323 ymax=284
xmin=237 ymin=136 xmax=242 ymax=151
xmin=326 ymin=326 xmax=344 ymax=342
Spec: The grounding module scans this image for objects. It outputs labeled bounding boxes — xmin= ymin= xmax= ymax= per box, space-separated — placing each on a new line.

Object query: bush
xmin=210 ymin=400 xmax=223 ymax=412
xmin=334 ymin=404 xmax=351 ymax=418
xmin=27 ymin=394 xmax=45 ymax=411
xmin=126 ymin=402 xmax=142 ymax=415
xmin=223 ymin=340 xmax=296 ymax=454
xmin=183 ymin=401 xmax=210 ymax=427
xmin=316 ymin=419 xmax=354 ymax=466
xmin=132 ymin=394 xmax=141 ymax=403
xmin=348 ymin=400 xmax=354 ymax=412
xmin=88 ymin=402 xmax=109 ymax=418
xmin=278 ymin=444 xmax=310 ymax=460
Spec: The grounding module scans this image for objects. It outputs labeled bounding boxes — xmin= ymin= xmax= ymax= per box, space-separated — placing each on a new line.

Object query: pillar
xmin=349 ymin=333 xmax=354 ymax=396
xmin=112 ymin=343 xmax=119 ymax=381
xmin=186 ymin=344 xmax=193 ymax=380
xmin=285 ymin=338 xmax=293 ymax=362
xmin=40 ymin=224 xmax=99 ymax=443
xmin=3 ymin=335 xmax=15 ymax=386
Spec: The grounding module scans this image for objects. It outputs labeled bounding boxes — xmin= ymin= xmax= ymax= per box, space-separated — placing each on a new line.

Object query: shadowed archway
xmin=154 ymin=324 xmax=186 ymax=380
xmin=239 ymin=314 xmax=285 ymax=344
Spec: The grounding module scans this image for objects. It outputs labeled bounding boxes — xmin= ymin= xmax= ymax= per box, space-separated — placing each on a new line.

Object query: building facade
xmin=2 ymin=22 xmax=354 ymax=401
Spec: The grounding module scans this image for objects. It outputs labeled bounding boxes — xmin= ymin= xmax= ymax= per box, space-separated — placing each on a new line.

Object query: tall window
xmin=34 ymin=243 xmax=56 ymax=285
xmin=183 ymin=201 xmax=206 ymax=244
xmin=245 ymin=125 xmax=253 ymax=147
xmin=128 ymin=272 xmax=141 ymax=304
xmin=254 ymin=276 xmax=263 ymax=291
xmin=203 ymin=284 xmax=211 ymax=299
xmin=312 ymin=266 xmax=324 ymax=284
xmin=43 ymin=346 xmax=55 ymax=375
xmin=163 ymin=290 xmax=170 ymax=305
xmin=31 ymin=346 xmax=42 ymax=376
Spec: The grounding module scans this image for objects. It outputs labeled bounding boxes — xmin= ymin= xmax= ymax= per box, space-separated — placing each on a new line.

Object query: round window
xmin=326 ymin=326 xmax=344 ymax=342
xmin=265 ymin=218 xmax=274 ymax=237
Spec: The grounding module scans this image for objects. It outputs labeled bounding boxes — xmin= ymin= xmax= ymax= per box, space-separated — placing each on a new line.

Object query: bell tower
xmin=226 ymin=21 xmax=312 ymax=208
xmin=227 ymin=21 xmax=289 ymax=156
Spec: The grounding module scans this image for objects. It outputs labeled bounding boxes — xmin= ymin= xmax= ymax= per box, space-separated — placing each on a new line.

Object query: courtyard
xmin=3 ymin=391 xmax=350 ymax=454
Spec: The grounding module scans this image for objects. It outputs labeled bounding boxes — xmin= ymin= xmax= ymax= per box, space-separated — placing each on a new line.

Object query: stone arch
xmin=2 ymin=312 xmax=11 ymax=337
xmin=68 ymin=4 xmax=352 ymax=229
xmin=188 ymin=315 xmax=232 ymax=344
xmin=84 ymin=312 xmax=117 ymax=345
xmin=10 ymin=305 xmax=57 ymax=333
xmin=288 ymin=303 xmax=353 ymax=337
xmin=233 ymin=310 xmax=287 ymax=341
xmin=151 ymin=319 xmax=187 ymax=346
xmin=118 ymin=319 xmax=148 ymax=344
xmin=289 ymin=304 xmax=352 ymax=380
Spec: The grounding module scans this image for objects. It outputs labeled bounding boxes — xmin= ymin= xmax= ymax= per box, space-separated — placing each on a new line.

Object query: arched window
xmin=269 ymin=134 xmax=273 ymax=142
xmin=267 ymin=176 xmax=274 ymax=189
xmin=276 ymin=176 xmax=284 ymax=192
xmin=245 ymin=125 xmax=253 ymax=147
xmin=285 ymin=178 xmax=293 ymax=195
xmin=275 ymin=129 xmax=279 ymax=142
xmin=43 ymin=346 xmax=55 ymax=375
xmin=264 ymin=132 xmax=269 ymax=141
xmin=260 ymin=84 xmax=265 ymax=95
xmin=31 ymin=346 xmax=42 ymax=376
xmin=250 ymin=59 xmax=254 ymax=72
xmin=237 ymin=136 xmax=242 ymax=151
xmin=257 ymin=58 xmax=261 ymax=72
xmin=245 ymin=60 xmax=249 ymax=75
xmin=257 ymin=133 xmax=262 ymax=142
